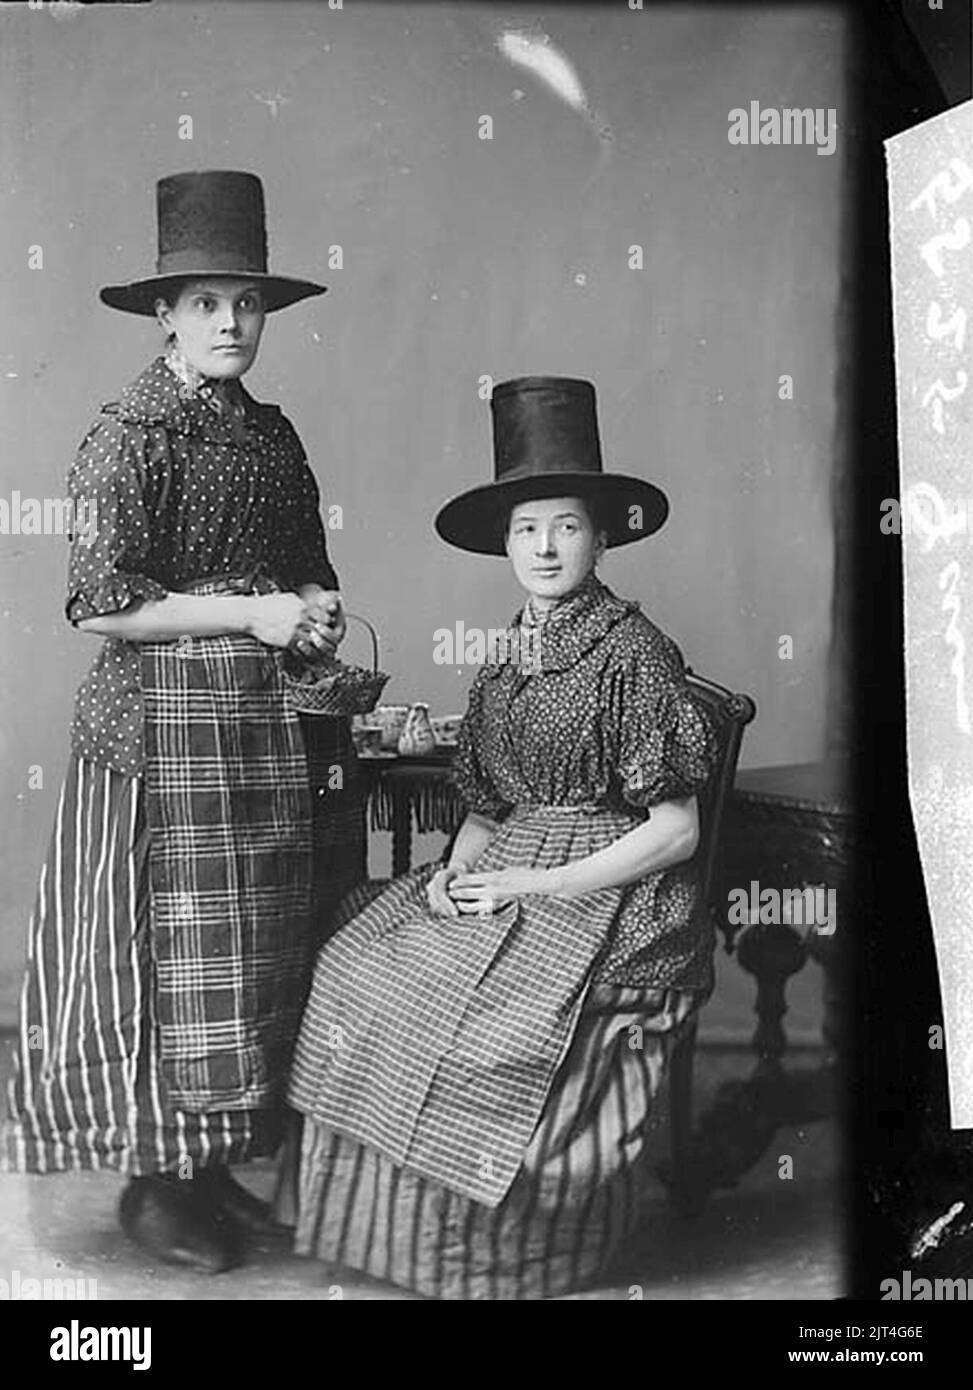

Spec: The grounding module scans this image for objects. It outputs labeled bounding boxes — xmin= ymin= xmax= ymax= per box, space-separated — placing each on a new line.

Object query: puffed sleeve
xmin=612 ymin=629 xmax=718 ymax=812
xmin=273 ymin=419 xmax=339 ymax=593
xmin=64 ymin=416 xmax=169 ymax=625
xmin=451 ymin=671 xmax=512 ymax=821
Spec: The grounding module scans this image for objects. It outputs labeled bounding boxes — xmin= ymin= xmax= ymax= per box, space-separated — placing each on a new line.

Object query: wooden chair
xmin=665 ymin=669 xmax=757 ymax=1209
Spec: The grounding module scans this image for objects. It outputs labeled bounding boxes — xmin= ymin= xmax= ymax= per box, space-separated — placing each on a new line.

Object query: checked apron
xmin=289 ymin=805 xmax=633 ymax=1208
xmin=141 ymin=576 xmax=313 ymax=1113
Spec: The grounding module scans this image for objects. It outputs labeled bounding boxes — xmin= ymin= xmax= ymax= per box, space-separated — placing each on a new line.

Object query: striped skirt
xmin=2 ymin=737 xmax=365 ymax=1176
xmin=293 ymin=984 xmax=699 ymax=1299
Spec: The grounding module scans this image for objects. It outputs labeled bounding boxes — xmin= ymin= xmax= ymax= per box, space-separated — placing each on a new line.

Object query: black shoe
xmin=194 ymin=1167 xmax=292 ymax=1238
xmin=119 ymin=1175 xmax=245 ymax=1273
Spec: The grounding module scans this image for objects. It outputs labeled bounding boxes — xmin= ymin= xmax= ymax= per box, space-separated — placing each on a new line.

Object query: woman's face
xmin=506 ymin=496 xmax=605 ymax=608
xmin=155 ymin=278 xmax=266 ymax=379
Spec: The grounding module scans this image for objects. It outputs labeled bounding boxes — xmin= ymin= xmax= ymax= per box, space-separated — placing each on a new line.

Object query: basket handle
xmin=343 ymin=611 xmax=380 ymax=674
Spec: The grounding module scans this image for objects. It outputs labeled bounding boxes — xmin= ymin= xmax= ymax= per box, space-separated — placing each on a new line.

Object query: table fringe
xmin=368 ymin=774 xmax=466 ymax=836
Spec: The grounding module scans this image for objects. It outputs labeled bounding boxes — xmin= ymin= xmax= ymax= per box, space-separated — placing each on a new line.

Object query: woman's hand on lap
xmin=426 ymin=865 xmax=465 ymax=917
xmin=448 ymin=867 xmax=550 ymax=915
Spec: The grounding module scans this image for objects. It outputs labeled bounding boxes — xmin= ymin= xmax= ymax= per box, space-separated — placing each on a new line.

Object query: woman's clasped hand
xmin=245 ymin=588 xmax=345 ymax=657
xmin=425 ymin=864 xmax=552 ymax=917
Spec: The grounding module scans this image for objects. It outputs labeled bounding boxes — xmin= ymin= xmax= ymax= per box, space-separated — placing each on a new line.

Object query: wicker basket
xmin=282 ymin=612 xmax=390 ymax=716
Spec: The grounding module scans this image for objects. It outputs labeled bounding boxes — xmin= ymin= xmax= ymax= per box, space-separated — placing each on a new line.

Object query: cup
xmin=351 ymin=724 xmax=382 ymax=756
xmin=431 ymin=714 xmax=464 ymax=747
xmin=373 ymin=704 xmax=409 ymax=751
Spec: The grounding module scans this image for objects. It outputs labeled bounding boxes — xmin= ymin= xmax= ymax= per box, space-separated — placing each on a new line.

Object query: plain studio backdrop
xmin=0 ymin=1 xmax=847 ymax=1037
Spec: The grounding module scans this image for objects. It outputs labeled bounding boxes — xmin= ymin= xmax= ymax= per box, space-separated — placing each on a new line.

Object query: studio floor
xmin=0 ymin=1041 xmax=842 ymax=1301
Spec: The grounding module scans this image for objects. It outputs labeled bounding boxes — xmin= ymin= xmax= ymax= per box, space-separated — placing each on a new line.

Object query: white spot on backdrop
xmin=496 ymin=31 xmax=613 ymax=135
xmin=496 ymin=30 xmax=589 ymax=114
xmin=253 ymin=92 xmax=290 ymax=117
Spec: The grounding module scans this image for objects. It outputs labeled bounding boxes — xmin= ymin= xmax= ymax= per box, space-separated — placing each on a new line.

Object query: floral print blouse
xmin=452 ymin=572 xmax=720 ymax=989
xmin=65 ymin=355 xmax=338 ymax=775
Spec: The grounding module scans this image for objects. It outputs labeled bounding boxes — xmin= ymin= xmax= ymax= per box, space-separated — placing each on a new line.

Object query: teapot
xmin=397 ymin=702 xmax=436 ymax=756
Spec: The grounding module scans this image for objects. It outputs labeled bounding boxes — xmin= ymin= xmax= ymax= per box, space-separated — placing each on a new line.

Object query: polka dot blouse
xmin=452 ymin=572 xmax=720 ymax=990
xmin=65 ymin=355 xmax=338 ymax=776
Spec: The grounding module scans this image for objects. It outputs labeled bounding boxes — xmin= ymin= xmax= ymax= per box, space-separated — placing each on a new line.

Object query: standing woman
xmin=2 ymin=171 xmax=350 ymax=1272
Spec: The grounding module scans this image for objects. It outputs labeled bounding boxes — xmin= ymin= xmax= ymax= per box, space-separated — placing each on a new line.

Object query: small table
xmin=357 ymin=747 xmax=462 ymax=876
xmin=715 ymin=759 xmax=855 ymax=1066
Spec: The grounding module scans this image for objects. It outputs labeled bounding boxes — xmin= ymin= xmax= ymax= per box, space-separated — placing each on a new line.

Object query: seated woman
xmin=286 ymin=376 xmax=719 ymax=1299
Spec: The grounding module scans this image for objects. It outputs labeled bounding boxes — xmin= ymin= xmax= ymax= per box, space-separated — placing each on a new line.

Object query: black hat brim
xmin=434 ymin=472 xmax=669 ymax=555
xmin=99 ymin=273 xmax=327 ymax=316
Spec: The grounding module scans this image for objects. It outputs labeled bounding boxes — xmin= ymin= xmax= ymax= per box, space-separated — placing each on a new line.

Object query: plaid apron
xmin=141 ymin=575 xmax=313 ymax=1113
xmin=289 ymin=805 xmax=634 ymax=1207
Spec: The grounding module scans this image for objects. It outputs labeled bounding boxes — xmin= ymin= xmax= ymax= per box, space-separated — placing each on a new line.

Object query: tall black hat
xmin=99 ymin=170 xmax=327 ymax=316
xmin=434 ymin=377 xmax=669 ymax=555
